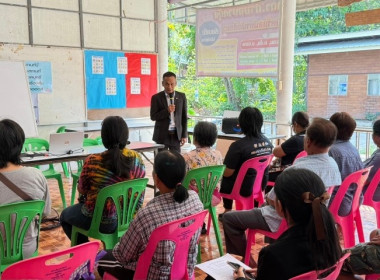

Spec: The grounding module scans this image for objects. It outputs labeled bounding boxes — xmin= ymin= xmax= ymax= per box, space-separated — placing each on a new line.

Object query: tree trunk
xmin=223 ymin=77 xmax=239 ymax=110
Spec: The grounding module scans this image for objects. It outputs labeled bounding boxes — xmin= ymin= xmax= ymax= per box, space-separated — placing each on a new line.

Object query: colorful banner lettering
xmin=196 ymin=0 xmax=281 ymax=77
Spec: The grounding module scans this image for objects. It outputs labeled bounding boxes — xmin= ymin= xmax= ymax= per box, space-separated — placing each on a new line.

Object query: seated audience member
xmin=269 ymin=111 xmax=309 ymax=181
xmin=288 ymin=117 xmax=342 ymax=188
xmin=183 ymin=121 xmax=223 ymax=233
xmin=338 ymin=229 xmax=380 ymax=279
xmin=0 ymin=119 xmax=51 ymax=258
xmin=219 ymin=107 xmax=273 ymax=218
xmin=329 ymin=112 xmax=364 ymax=216
xmin=60 ymin=116 xmax=145 ymax=244
xmin=363 ymin=119 xmax=380 ymax=200
xmin=222 ymin=118 xmax=341 ymax=264
xmin=234 ymin=169 xmax=342 ymax=280
xmin=97 ymin=150 xmax=204 ymax=279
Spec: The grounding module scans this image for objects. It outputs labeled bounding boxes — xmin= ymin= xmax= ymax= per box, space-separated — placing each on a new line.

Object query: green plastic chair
xmin=182 ymin=164 xmax=226 ymax=263
xmin=56 ymin=126 xmax=70 ymax=178
xmin=83 ymin=138 xmax=99 ymax=146
xmin=71 ymin=178 xmax=148 ymax=249
xmin=95 ymin=136 xmax=103 ymax=145
xmin=0 ymin=200 xmax=45 ymax=272
xmin=70 ymin=138 xmax=100 ymax=205
xmin=23 ymin=138 xmax=67 ymax=209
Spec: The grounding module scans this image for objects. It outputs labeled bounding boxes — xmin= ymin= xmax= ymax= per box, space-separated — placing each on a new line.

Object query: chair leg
xmin=340 ymin=220 xmax=355 ymax=248
xmin=355 ymin=210 xmax=365 ymax=243
xmin=197 ymin=243 xmax=202 ymax=263
xmin=206 ymin=213 xmax=212 ymax=235
xmin=56 ymin=176 xmax=67 ymax=209
xmin=209 ymin=207 xmax=224 ymax=256
xmin=61 ymin=162 xmax=70 ymax=178
xmin=71 ymin=176 xmax=78 ymax=206
xmin=244 ymin=231 xmax=255 ymax=266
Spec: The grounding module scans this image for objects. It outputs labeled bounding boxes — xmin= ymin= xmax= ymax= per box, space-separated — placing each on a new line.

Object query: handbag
xmin=0 ymin=172 xmax=33 ymax=201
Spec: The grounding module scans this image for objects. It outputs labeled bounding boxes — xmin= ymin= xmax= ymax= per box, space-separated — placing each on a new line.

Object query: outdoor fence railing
xmin=188 ymin=116 xmax=376 ymax=160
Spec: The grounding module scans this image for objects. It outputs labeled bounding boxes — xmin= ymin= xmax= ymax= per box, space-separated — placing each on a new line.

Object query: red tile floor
xmin=38 ymin=159 xmax=377 ymax=280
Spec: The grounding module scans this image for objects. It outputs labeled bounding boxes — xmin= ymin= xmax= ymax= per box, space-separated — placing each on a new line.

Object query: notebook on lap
xmin=49 ymin=132 xmax=84 ymax=155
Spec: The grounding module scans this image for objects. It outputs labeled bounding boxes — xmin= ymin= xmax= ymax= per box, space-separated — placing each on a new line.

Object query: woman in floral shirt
xmin=60 ymin=116 xmax=145 ymax=244
xmin=183 ymin=121 xmax=223 ymax=232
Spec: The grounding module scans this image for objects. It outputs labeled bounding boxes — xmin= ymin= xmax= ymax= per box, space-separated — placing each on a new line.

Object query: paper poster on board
xmin=85 ymin=50 xmax=126 ymax=109
xmin=24 ymin=61 xmax=52 ymax=94
xmin=106 ymin=78 xmax=117 ymax=95
xmin=84 ymin=50 xmax=157 ymax=109
xmin=117 ymin=57 xmax=128 ymax=74
xmin=141 ymin=58 xmax=151 ymax=75
xmin=130 ymin=78 xmax=141 ymax=94
xmin=92 ymin=56 xmax=104 ymax=74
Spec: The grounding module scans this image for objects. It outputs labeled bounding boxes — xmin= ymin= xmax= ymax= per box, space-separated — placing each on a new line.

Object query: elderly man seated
xmin=222 ymin=118 xmax=341 ymax=265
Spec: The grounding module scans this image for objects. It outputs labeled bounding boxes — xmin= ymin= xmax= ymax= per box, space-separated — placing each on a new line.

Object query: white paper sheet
xmin=196 ymin=254 xmax=252 ymax=280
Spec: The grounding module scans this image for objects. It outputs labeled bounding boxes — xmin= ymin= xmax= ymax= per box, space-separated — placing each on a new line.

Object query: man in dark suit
xmin=150 ymin=71 xmax=187 ymax=152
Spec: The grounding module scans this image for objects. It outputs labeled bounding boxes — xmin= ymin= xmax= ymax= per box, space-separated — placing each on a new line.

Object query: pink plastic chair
xmin=244 ymin=219 xmax=288 ymax=265
xmin=328 ymin=167 xmax=372 ymax=248
xmin=366 ymin=274 xmax=380 ymax=280
xmin=363 ymin=168 xmax=380 ymax=228
xmin=220 ymin=154 xmax=274 ymax=210
xmin=293 ymin=150 xmax=308 ymax=162
xmin=1 ymin=241 xmax=100 ymax=279
xmin=104 ymin=210 xmax=207 ymax=280
xmin=289 ymin=253 xmax=350 ymax=280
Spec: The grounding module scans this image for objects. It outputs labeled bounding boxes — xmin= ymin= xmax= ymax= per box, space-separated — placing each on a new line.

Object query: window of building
xmin=329 ymin=75 xmax=348 ymax=96
xmin=368 ymin=74 xmax=380 ymax=96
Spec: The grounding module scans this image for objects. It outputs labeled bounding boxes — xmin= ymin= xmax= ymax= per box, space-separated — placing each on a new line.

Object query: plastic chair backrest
xmin=23 ymin=138 xmax=49 ymax=152
xmin=289 ymin=253 xmax=350 ymax=280
xmin=328 ymin=167 xmax=371 ymax=248
xmin=83 ymin=138 xmax=99 ymax=146
xmin=329 ymin=167 xmax=371 ymax=217
xmin=293 ymin=150 xmax=307 ymax=163
xmin=95 ymin=136 xmax=103 ymax=145
xmin=363 ymin=167 xmax=380 ymax=228
xmin=85 ymin=178 xmax=148 ymax=245
xmin=1 ymin=241 xmax=100 ymax=279
xmin=134 ymin=210 xmax=207 ymax=280
xmin=56 ymin=126 xmax=66 ymax=133
xmin=220 ymin=154 xmax=273 ymax=210
xmin=0 ymin=200 xmax=45 ymax=272
xmin=182 ymin=165 xmax=226 ymax=208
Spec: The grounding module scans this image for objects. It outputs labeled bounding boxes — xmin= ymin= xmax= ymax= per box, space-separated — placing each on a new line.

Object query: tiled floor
xmin=38 ymin=159 xmax=377 ymax=279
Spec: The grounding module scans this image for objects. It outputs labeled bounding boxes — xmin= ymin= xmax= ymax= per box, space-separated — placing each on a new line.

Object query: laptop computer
xmin=49 ymin=132 xmax=84 ymax=155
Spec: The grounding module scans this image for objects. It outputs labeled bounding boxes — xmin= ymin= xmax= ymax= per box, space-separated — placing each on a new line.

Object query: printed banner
xmin=196 ymin=0 xmax=281 ymax=77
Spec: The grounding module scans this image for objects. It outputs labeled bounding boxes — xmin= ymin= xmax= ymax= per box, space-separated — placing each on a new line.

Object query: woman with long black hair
xmin=235 ymin=168 xmax=342 ymax=280
xmin=60 ymin=116 xmax=145 ymax=244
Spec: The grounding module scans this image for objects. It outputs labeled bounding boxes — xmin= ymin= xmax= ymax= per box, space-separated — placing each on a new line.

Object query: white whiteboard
xmin=0 ymin=61 xmax=38 ymax=137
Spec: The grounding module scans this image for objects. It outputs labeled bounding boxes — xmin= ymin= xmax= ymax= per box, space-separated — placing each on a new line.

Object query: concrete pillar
xmin=276 ymin=0 xmax=296 ymax=139
xmin=157 ymin=0 xmax=168 ymax=84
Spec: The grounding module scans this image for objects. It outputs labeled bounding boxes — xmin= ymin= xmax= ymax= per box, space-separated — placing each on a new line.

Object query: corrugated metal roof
xmin=168 ymin=0 xmax=337 ymax=25
xmin=296 ymin=30 xmax=380 ymax=54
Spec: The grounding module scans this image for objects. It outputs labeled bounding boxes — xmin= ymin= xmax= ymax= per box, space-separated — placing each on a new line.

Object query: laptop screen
xmin=49 ymin=132 xmax=84 ymax=155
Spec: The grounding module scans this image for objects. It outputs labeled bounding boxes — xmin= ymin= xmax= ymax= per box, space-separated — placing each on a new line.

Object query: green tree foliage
xmin=169 ymin=0 xmax=380 ymax=119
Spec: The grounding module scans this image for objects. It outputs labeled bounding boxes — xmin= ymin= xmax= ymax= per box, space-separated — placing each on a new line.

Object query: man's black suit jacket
xmin=150 ymin=91 xmax=187 ymax=143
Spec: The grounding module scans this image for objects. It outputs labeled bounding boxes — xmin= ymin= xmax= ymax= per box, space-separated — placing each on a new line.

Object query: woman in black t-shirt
xmin=268 ymin=112 xmax=309 ymax=183
xmin=219 ymin=107 xmax=273 ymax=216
